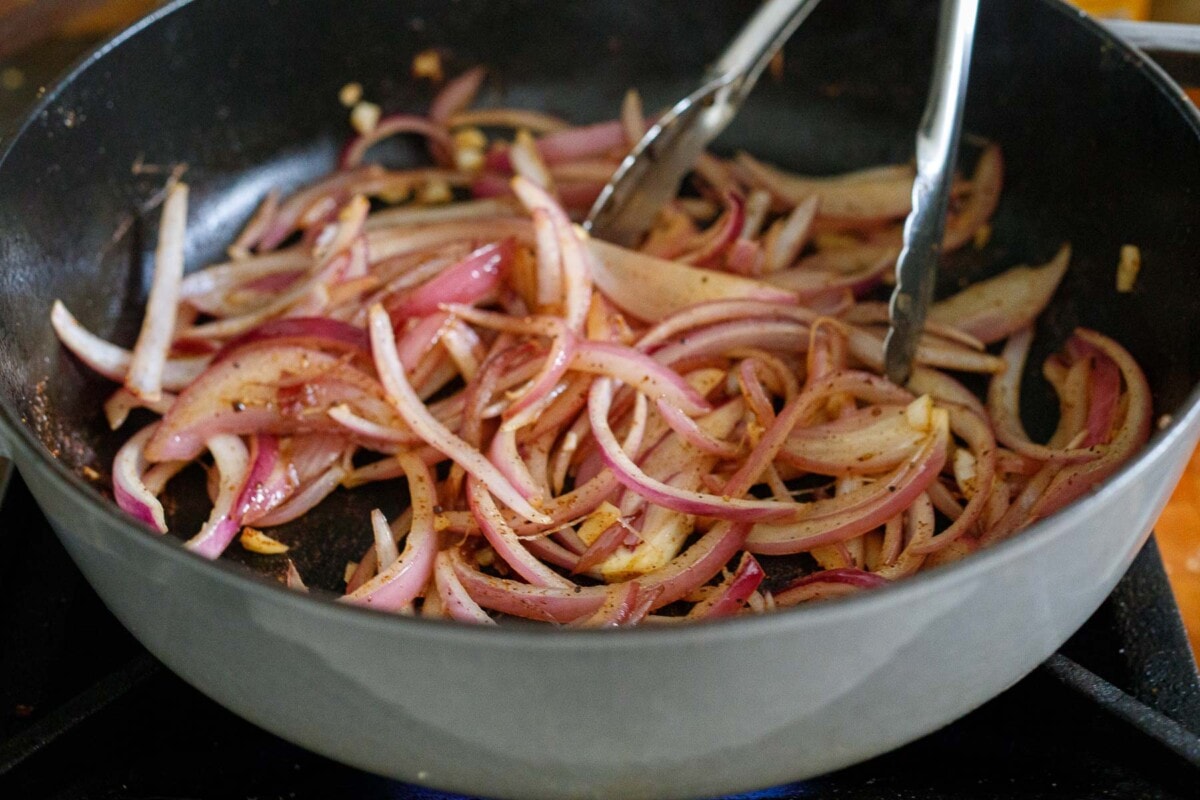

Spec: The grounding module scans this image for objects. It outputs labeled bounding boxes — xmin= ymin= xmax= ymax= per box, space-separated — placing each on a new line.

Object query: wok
xmin=1 ymin=0 xmax=1199 ymax=797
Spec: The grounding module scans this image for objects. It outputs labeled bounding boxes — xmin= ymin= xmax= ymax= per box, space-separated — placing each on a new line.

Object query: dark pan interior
xmin=1 ymin=0 xmax=1198 ymax=590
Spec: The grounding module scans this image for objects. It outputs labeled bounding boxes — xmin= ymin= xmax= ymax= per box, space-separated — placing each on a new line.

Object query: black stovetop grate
xmin=0 ymin=466 xmax=1199 ymax=800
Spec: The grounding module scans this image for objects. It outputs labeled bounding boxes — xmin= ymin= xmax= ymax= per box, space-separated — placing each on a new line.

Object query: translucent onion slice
xmin=1026 ymin=329 xmax=1152 ymax=520
xmin=127 ymin=183 xmax=189 ymax=402
xmin=369 ymin=304 xmax=551 ymax=524
xmin=930 ymin=245 xmax=1070 ymax=344
xmin=467 ymin=477 xmax=572 ymax=589
xmin=588 ymin=378 xmax=790 ymax=522
xmin=185 ymin=434 xmax=251 ymax=559
xmin=449 ymin=521 xmax=750 ymax=622
xmin=435 ymin=551 xmax=495 ymax=625
xmin=588 ymin=238 xmax=795 ymax=322
xmin=735 ymin=152 xmax=915 ymax=221
xmin=685 ymin=552 xmax=765 ymax=619
xmin=773 ymin=568 xmax=889 ymax=607
xmin=340 ymin=114 xmax=456 ymax=170
xmin=343 ymin=452 xmax=439 ymax=610
xmin=987 ymin=326 xmax=1104 ymax=464
xmin=51 ymin=301 xmax=208 ymax=391
xmin=112 ymin=423 xmax=171 ymax=532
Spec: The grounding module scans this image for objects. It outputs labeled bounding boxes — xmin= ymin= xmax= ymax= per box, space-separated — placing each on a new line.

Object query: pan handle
xmin=1104 ymin=20 xmax=1200 ymax=56
xmin=1103 ymin=20 xmax=1200 ymax=86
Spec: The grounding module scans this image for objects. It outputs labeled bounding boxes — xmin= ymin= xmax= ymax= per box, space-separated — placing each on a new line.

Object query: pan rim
xmin=1 ymin=0 xmax=1199 ymax=647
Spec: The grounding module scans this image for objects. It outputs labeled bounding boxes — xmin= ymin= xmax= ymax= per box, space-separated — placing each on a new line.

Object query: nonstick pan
xmin=1 ymin=1 xmax=1200 ymax=798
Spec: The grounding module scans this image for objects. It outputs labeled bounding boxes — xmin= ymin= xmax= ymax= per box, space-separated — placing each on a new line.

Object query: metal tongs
xmin=586 ymin=0 xmax=981 ymax=387
xmin=884 ymin=0 xmax=980 ymax=385
xmin=585 ymin=0 xmax=824 ymax=247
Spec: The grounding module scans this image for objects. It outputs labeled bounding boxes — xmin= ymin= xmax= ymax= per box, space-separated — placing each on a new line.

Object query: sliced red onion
xmin=369 ymin=305 xmax=551 ymax=524
xmin=685 ymin=552 xmax=765 ymax=619
xmin=764 ymin=196 xmax=818 ymax=271
xmin=571 ymin=582 xmax=654 ymax=628
xmin=212 ymin=317 xmax=370 ymax=363
xmin=439 ymin=319 xmax=485 ymax=380
xmin=104 ymin=387 xmax=176 ymax=430
xmin=327 ymin=404 xmax=418 ymax=445
xmin=229 ymin=189 xmax=281 ymax=258
xmin=343 ymin=452 xmax=439 ymax=610
xmin=930 ymin=245 xmax=1070 ymax=344
xmin=112 ymin=423 xmax=171 ymax=532
xmin=746 ymin=416 xmax=949 ymax=554
xmin=588 ymin=238 xmax=795 ymax=322
xmin=506 ymin=462 xmax=623 ymax=535
xmin=726 ymin=239 xmax=764 ymax=277
xmin=237 ymin=435 xmax=297 ymax=525
xmin=442 ymin=304 xmax=562 ymax=338
xmin=488 ymin=427 xmax=545 ymax=504
xmin=182 ymin=275 xmax=328 ymax=341
xmin=435 ymin=551 xmax=495 ymax=625
xmin=51 ymin=301 xmax=208 ymax=391
xmin=364 ymin=197 xmax=520 ymax=233
xmin=589 ymin=378 xmax=789 ymax=522
xmin=180 ymin=249 xmax=311 ymax=299
xmin=259 ymin=166 xmax=384 ymax=251
xmin=1083 ymin=348 xmax=1121 ymax=447
xmin=287 ymin=433 xmax=349 ymax=483
xmin=724 ymin=372 xmax=914 ymax=501
xmin=655 ymin=400 xmax=740 ymax=458
xmin=781 ymin=405 xmax=926 ymax=475
xmin=511 ymin=176 xmax=593 ymax=331
xmin=346 ymin=543 xmax=380 ymax=594
xmin=649 ymin=319 xmax=811 ymax=368
xmin=395 ymin=311 xmax=452 ymax=371
xmin=501 ymin=327 xmax=576 ymax=431
xmin=367 ymin=219 xmax=534 ymax=266
xmin=340 ymin=114 xmax=456 ymax=170
xmin=451 ymin=521 xmax=749 ymax=622
xmin=642 ymin=205 xmax=701 ymax=260
xmin=572 ymin=341 xmax=711 ymax=416
xmin=470 ymin=172 xmax=510 ymax=199
xmin=429 ymin=66 xmax=487 ymax=126
xmin=843 ymin=324 xmax=1004 ymax=375
xmin=146 ymin=346 xmax=396 ymax=462
xmin=510 ymin=130 xmax=555 ymax=190
xmin=620 ymin=88 xmax=645 ymax=145
xmin=738 ymin=360 xmax=778 ymax=424
xmin=285 ymin=560 xmax=309 ymax=592
xmin=772 ymin=568 xmax=888 ymax=607
xmin=909 ymin=406 xmax=997 ymax=553
xmin=467 ymin=477 xmax=571 ymax=588
xmin=735 ymin=152 xmax=915 ymax=221
xmin=384 ymin=239 xmax=514 ymax=321
xmin=185 ymin=434 xmax=251 ymax=559
xmin=764 ymin=247 xmax=897 ymax=301
xmin=987 ymin=326 xmax=1103 ymax=464
xmin=1025 ymin=329 xmax=1152 ymax=520
xmin=678 ymin=191 xmax=746 ymax=267
xmin=531 ymin=208 xmax=564 ymax=307
xmin=127 ymin=183 xmax=189 ymax=402
xmin=943 ymin=144 xmax=1003 ymax=251
xmin=485 ymin=119 xmax=627 ymax=172
xmin=573 ymin=519 xmax=633 ymax=576
xmin=254 ymin=464 xmax=346 ymax=527
xmin=447 ymin=108 xmax=569 ymax=134
xmin=637 ymin=299 xmax=815 ymax=353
